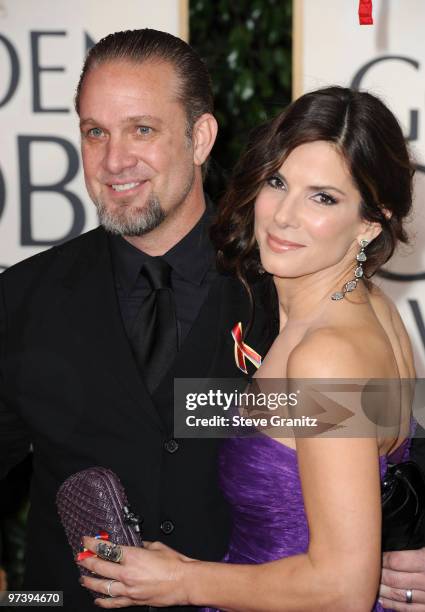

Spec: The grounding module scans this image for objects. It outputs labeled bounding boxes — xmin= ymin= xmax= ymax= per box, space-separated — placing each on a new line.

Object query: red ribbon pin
xmin=359 ymin=0 xmax=373 ymax=25
xmin=231 ymin=322 xmax=262 ymax=374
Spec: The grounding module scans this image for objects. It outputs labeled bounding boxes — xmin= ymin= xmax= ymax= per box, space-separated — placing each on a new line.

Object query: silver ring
xmin=106 ymin=579 xmax=118 ymax=598
xmin=96 ymin=541 xmax=123 ymax=563
xmin=406 ymin=589 xmax=413 ymax=604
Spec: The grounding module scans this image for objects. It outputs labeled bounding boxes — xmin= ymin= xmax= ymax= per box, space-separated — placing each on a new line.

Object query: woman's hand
xmin=77 ymin=536 xmax=195 ymax=608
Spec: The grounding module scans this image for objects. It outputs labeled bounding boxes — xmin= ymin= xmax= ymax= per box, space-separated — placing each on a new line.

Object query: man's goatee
xmin=96 ymin=197 xmax=166 ymax=236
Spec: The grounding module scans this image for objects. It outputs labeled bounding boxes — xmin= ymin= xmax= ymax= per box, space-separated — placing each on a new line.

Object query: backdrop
xmin=294 ymin=0 xmax=425 ymax=375
xmin=1 ymin=0 xmax=423 ymax=374
xmin=0 ymin=0 xmax=187 ymax=269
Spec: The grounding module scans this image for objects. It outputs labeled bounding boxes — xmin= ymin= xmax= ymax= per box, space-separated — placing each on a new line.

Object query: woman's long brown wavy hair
xmin=210 ymin=86 xmax=414 ymax=333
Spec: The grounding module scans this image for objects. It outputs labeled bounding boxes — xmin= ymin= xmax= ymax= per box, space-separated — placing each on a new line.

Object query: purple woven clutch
xmin=56 ymin=467 xmax=143 ymax=596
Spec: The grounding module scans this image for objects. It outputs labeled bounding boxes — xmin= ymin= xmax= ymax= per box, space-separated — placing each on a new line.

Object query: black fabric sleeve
xmin=0 ymin=275 xmax=31 ymax=480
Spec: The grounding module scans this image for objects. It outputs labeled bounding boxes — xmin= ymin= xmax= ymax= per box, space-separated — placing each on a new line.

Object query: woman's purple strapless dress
xmin=203 ymin=434 xmax=410 ymax=612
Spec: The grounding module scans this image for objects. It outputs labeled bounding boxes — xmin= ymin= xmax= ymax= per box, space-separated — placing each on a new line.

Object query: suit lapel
xmin=217 ymin=275 xmax=275 ymax=378
xmin=154 ymin=274 xmax=271 ymax=434
xmin=170 ymin=273 xmax=272 ymax=383
xmin=59 ymin=228 xmax=163 ymax=430
xmin=152 ymin=274 xmax=232 ymax=433
xmin=172 ymin=275 xmax=227 ymax=380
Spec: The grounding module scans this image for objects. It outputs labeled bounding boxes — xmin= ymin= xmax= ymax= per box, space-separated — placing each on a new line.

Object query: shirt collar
xmin=162 ymin=204 xmax=215 ymax=285
xmin=109 ymin=233 xmax=150 ymax=294
xmin=109 ymin=201 xmax=215 ymax=293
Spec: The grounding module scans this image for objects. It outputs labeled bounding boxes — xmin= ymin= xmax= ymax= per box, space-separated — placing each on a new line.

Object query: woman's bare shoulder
xmin=286 ymin=324 xmax=391 ymax=379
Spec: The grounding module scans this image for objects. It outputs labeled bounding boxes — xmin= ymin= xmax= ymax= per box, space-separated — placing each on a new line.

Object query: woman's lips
xmin=266 ymin=233 xmax=306 ymax=252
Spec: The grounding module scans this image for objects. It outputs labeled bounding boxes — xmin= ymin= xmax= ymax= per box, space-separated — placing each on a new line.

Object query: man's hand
xmin=380 ymin=548 xmax=425 ymax=610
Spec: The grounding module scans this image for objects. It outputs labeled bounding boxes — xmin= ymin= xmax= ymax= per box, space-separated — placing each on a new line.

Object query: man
xmin=0 ymin=28 xmax=424 ymax=612
xmin=0 ymin=29 xmax=266 ymax=612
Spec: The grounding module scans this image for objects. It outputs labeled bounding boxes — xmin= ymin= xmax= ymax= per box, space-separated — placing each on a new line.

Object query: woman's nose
xmin=273 ymin=193 xmax=301 ymax=228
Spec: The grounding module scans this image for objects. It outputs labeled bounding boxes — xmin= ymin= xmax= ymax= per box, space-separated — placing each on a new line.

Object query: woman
xmin=78 ymin=87 xmax=415 ymax=611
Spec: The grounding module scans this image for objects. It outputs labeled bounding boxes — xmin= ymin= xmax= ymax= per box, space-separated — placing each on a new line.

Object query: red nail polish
xmin=76 ymin=550 xmax=96 ymax=561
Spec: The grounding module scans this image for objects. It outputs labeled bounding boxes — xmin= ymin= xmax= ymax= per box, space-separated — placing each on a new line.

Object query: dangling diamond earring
xmin=331 ymin=239 xmax=369 ymax=301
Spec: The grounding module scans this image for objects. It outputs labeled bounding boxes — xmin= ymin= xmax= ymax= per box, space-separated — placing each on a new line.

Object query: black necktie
xmin=130 ymin=258 xmax=178 ymax=394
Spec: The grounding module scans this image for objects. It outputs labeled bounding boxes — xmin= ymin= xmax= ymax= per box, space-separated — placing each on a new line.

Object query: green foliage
xmin=190 ymin=0 xmax=292 ymax=173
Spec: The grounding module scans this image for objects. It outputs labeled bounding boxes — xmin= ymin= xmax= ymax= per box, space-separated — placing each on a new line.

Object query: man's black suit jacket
xmin=0 ymin=227 xmax=272 ymax=611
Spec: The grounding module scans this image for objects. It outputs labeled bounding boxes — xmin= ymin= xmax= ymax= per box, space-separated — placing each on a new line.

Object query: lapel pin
xmin=231 ymin=322 xmax=262 ymax=374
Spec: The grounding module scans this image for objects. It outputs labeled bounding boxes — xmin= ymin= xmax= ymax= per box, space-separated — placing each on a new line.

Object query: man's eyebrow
xmin=79 ymin=118 xmax=97 ymax=128
xmin=79 ymin=115 xmax=163 ymax=128
xmin=123 ymin=115 xmax=163 ymax=125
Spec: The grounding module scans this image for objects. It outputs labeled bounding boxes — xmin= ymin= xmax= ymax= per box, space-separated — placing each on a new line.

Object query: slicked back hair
xmin=75 ymin=28 xmax=213 ymax=135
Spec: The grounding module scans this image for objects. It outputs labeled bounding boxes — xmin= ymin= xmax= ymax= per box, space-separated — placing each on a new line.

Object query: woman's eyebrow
xmin=278 ymin=172 xmax=347 ymax=197
xmin=308 ymin=184 xmax=347 ymax=196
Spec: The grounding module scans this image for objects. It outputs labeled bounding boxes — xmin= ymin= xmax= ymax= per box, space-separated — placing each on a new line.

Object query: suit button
xmin=160 ymin=520 xmax=175 ymax=535
xmin=164 ymin=439 xmax=179 ymax=454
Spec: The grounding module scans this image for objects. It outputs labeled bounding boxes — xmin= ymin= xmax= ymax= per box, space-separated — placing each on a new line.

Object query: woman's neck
xmin=273 ymin=259 xmax=367 ymax=331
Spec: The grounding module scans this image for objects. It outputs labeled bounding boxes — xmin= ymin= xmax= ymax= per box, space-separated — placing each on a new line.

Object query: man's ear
xmin=192 ymin=113 xmax=218 ymax=166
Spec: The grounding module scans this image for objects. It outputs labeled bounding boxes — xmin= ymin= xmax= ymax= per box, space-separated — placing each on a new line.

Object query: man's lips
xmin=266 ymin=233 xmax=306 ymax=252
xmin=105 ymin=180 xmax=148 ymax=196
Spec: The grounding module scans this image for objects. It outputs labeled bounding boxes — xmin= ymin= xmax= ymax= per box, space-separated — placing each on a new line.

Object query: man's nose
xmin=102 ymin=137 xmax=138 ymax=175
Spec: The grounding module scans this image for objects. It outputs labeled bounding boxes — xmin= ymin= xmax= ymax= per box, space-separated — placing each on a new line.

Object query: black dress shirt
xmin=109 ymin=206 xmax=218 ymax=347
